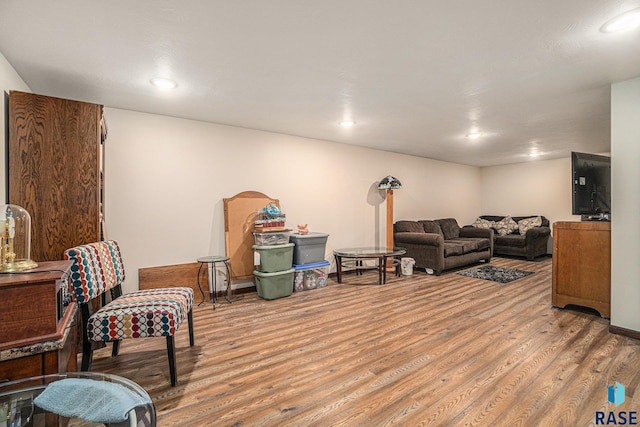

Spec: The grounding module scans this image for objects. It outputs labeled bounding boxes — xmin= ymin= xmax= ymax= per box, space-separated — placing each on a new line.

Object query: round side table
xmin=197 ymin=256 xmax=231 ymax=310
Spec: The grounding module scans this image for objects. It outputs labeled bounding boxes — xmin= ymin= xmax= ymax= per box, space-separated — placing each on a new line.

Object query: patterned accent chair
xmin=64 ymin=240 xmax=194 ymax=386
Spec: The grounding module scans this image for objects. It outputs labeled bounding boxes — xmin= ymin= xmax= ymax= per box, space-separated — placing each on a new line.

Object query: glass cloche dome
xmin=0 ymin=204 xmax=38 ymax=272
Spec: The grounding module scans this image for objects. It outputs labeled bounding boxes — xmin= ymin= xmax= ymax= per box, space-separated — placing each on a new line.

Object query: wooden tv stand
xmin=552 ymin=221 xmax=611 ymax=318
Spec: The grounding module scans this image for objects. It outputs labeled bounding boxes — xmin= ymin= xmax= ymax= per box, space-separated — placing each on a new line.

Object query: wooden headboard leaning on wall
xmin=223 ymin=191 xmax=279 ymax=281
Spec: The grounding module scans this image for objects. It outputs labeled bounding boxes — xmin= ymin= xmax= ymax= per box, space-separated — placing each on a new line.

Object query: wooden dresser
xmin=0 ymin=261 xmax=77 ymax=382
xmin=552 ymin=221 xmax=611 ymax=318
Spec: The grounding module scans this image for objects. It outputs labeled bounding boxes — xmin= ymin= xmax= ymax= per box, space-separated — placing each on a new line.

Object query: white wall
xmin=104 ymin=108 xmax=482 ymax=292
xmin=611 ymin=77 xmax=640 ymax=332
xmin=0 ymin=51 xmax=31 ymax=203
xmin=481 ymin=157 xmax=578 ymax=223
xmin=480 ymin=156 xmax=602 ymax=254
xmin=0 ymin=50 xmax=482 ymax=294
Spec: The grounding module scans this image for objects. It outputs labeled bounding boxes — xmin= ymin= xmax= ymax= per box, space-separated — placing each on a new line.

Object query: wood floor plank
xmin=87 ymin=257 xmax=640 ymax=426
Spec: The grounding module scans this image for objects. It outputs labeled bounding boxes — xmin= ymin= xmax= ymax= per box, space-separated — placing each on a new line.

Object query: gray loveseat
xmin=468 ymin=215 xmax=551 ymax=260
xmin=394 ymin=218 xmax=492 ymax=275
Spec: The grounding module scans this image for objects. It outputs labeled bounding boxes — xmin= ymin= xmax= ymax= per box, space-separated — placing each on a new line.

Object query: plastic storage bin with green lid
xmin=253 ymin=243 xmax=294 ymax=273
xmin=254 ymin=268 xmax=295 ymax=300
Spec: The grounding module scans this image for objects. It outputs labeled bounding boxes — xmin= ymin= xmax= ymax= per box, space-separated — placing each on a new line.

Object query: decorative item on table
xmin=0 ymin=204 xmax=38 ymax=272
xmin=254 ymin=203 xmax=286 ymax=231
xmin=297 ymin=224 xmax=308 ymax=235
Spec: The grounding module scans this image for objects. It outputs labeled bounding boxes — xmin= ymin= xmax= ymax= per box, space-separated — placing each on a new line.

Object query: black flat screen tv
xmin=571 ymin=151 xmax=611 ymax=220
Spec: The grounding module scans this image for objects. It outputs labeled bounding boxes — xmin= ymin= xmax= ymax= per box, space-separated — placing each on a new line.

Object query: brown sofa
xmin=393 ymin=218 xmax=492 ymax=275
xmin=467 ymin=215 xmax=551 ymax=260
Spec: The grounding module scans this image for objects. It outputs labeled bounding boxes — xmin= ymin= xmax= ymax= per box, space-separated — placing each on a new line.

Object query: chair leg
xmin=187 ymin=309 xmax=195 ymax=347
xmin=111 ymin=340 xmax=121 ymax=357
xmin=166 ymin=335 xmax=177 ymax=387
xmin=80 ymin=304 xmax=93 ymax=371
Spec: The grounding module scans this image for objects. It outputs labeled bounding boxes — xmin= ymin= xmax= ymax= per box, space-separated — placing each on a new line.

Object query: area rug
xmin=457 ymin=265 xmax=534 ymax=284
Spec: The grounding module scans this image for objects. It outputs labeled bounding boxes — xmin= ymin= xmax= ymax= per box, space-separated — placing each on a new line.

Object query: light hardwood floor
xmin=89 ymin=257 xmax=640 ymax=426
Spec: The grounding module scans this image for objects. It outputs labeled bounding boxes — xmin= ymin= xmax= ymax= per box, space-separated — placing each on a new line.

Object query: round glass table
xmin=0 ymin=372 xmax=155 ymax=427
xmin=333 ymin=247 xmax=406 ymax=284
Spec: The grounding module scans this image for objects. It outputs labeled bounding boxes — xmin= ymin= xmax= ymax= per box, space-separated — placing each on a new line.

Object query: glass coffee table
xmin=333 ymin=247 xmax=406 ymax=284
xmin=0 ymin=372 xmax=155 ymax=426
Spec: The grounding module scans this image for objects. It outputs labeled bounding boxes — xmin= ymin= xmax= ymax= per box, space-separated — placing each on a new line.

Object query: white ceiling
xmin=1 ymin=1 xmax=639 ymax=167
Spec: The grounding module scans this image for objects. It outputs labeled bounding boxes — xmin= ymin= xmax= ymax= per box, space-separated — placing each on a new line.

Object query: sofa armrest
xmin=394 ymin=232 xmax=445 ymax=273
xmin=394 ymin=232 xmax=443 ymax=247
xmin=524 ymin=226 xmax=551 ymax=241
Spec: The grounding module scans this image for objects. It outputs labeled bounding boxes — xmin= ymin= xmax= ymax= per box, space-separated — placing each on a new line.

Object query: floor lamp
xmin=378 ymin=175 xmax=402 ymax=269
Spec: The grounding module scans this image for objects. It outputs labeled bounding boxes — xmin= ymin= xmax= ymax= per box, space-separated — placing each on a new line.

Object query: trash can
xmin=401 ymin=257 xmax=415 ymax=276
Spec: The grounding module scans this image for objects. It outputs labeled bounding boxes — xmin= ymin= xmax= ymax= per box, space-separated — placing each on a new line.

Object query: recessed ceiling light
xmin=150 ymin=78 xmax=178 ymax=89
xmin=340 ymin=120 xmax=356 ymax=127
xmin=600 ymin=7 xmax=640 ymax=33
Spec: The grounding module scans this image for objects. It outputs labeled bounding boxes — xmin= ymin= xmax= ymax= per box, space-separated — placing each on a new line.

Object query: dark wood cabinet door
xmin=8 ymin=91 xmax=102 ymax=261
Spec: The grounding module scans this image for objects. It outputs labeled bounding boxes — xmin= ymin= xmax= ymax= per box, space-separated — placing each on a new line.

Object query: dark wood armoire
xmin=7 ymin=90 xmax=106 ymax=261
